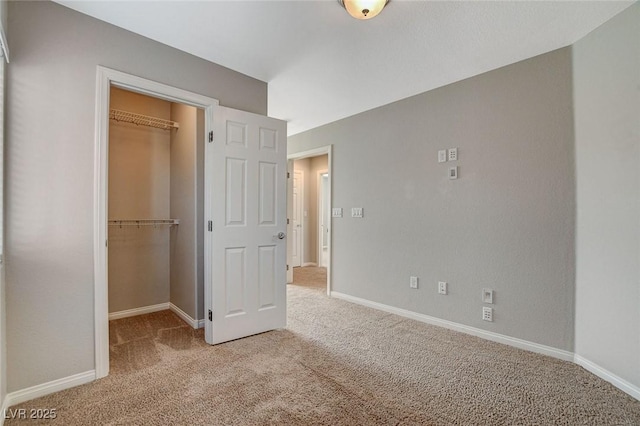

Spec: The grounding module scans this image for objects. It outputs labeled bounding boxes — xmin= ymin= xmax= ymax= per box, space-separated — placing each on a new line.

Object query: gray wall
xmin=5 ymin=0 xmax=266 ymax=392
xmin=573 ymin=3 xmax=640 ymax=389
xmin=289 ymin=48 xmax=576 ymax=351
xmin=108 ymin=88 xmax=171 ymax=313
xmin=169 ymin=102 xmax=200 ymax=321
xmin=0 ymin=172 xmax=3 ymax=421
xmin=0 ymin=57 xmax=5 ymax=412
xmin=0 ymin=264 xmax=5 ymax=411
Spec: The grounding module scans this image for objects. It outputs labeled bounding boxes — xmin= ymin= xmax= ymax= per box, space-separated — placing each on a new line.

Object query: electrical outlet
xmin=482 ymin=307 xmax=493 ymax=322
xmin=351 ymin=207 xmax=363 ymax=218
xmin=448 ymin=148 xmax=458 ymax=161
xmin=438 ymin=281 xmax=447 ymax=295
xmin=482 ymin=288 xmax=494 ymax=304
xmin=438 ymin=150 xmax=447 ymax=163
xmin=410 ymin=276 xmax=419 ymax=289
xmin=332 ymin=208 xmax=343 ymax=218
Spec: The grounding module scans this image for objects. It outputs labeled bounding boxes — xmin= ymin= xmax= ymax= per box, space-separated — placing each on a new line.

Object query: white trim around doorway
xmin=93 ymin=66 xmax=219 ymax=379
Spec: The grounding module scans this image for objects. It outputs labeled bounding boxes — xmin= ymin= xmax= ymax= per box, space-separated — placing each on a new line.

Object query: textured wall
xmin=169 ymin=102 xmax=200 ymax=321
xmin=573 ymin=3 xmax=640 ymax=389
xmin=0 ymin=60 xmax=5 ymax=411
xmin=289 ymin=48 xmax=576 ymax=351
xmin=5 ymin=0 xmax=266 ymax=392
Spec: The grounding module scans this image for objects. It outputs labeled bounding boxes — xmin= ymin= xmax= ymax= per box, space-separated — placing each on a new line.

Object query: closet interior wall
xmin=108 ymin=87 xmax=203 ymax=324
xmin=169 ymin=103 xmax=205 ymax=323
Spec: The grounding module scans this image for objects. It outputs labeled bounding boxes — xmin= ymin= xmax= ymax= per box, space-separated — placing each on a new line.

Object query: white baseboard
xmin=108 ymin=303 xmax=203 ymax=329
xmin=2 ymin=370 xmax=95 ymax=413
xmin=574 ymin=354 xmax=640 ymax=400
xmin=169 ymin=303 xmax=200 ymax=329
xmin=108 ymin=303 xmax=169 ymax=320
xmin=330 ymin=291 xmax=574 ymax=362
xmin=302 ymin=262 xmax=317 ymax=267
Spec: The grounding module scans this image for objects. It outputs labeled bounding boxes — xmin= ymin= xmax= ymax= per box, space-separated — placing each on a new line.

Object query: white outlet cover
xmin=438 ymin=150 xmax=447 ymax=163
xmin=351 ymin=207 xmax=363 ymax=218
xmin=448 ymin=148 xmax=458 ymax=161
xmin=332 ymin=208 xmax=343 ymax=218
xmin=482 ymin=307 xmax=493 ymax=322
xmin=438 ymin=281 xmax=447 ymax=295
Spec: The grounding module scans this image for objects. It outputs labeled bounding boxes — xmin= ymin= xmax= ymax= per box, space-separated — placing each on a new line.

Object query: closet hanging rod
xmin=108 ymin=219 xmax=180 ymax=227
xmin=109 ymin=109 xmax=180 ymax=131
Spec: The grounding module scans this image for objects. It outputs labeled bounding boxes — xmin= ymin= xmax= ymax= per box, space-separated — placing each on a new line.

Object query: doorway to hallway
xmin=286 ymin=146 xmax=332 ymax=295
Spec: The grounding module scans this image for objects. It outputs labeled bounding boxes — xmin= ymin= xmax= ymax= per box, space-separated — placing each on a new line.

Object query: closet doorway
xmin=107 ymin=87 xmax=205 ymax=353
xmin=286 ymin=146 xmax=332 ymax=295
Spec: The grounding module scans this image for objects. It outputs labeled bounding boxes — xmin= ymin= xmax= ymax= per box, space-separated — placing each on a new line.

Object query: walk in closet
xmin=107 ymin=87 xmax=204 ymax=327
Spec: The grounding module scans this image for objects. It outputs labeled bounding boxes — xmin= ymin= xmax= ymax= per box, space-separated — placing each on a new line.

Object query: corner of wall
xmin=572 ymin=1 xmax=640 ymax=395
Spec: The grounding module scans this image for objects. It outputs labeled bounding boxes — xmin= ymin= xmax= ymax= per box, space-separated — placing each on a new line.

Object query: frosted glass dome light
xmin=339 ymin=0 xmax=390 ymax=20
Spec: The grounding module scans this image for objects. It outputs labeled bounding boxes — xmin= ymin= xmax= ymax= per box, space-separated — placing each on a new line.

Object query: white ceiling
xmin=56 ymin=0 xmax=633 ymax=135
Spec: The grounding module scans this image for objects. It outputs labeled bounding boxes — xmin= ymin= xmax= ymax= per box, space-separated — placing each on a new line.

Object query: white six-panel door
xmin=206 ymin=106 xmax=287 ymax=344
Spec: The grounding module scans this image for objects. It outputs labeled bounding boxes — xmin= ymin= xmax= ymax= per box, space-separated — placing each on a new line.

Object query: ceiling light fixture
xmin=338 ymin=0 xmax=389 ymax=20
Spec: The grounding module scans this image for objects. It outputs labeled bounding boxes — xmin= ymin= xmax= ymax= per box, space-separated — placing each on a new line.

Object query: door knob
xmin=277 ymin=232 xmax=286 ymax=239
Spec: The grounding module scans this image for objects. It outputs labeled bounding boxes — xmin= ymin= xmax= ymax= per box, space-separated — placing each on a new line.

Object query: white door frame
xmin=93 ymin=66 xmax=218 ymax=379
xmin=286 ymin=146 xmax=332 ymax=295
xmin=316 ymin=169 xmax=328 ymax=268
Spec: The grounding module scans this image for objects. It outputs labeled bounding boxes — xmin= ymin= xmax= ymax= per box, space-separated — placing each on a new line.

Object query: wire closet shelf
xmin=108 ymin=219 xmax=180 ymax=228
xmin=109 ymin=109 xmax=180 ymax=131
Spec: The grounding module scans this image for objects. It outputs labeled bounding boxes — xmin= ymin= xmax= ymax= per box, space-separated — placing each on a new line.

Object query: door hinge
xmin=209 ymin=131 xmax=214 ymax=143
xmin=208 ymin=221 xmax=213 ymax=232
xmin=287 ymin=265 xmax=289 ymax=271
xmin=287 ymin=172 xmax=290 ymax=178
xmin=287 ymin=218 xmax=290 ymax=225
xmin=208 ymin=310 xmax=212 ymax=321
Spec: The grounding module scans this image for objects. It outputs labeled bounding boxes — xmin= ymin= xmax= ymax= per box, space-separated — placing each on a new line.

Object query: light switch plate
xmin=448 ymin=148 xmax=458 ymax=161
xmin=448 ymin=166 xmax=458 ymax=180
xmin=332 ymin=208 xmax=343 ymax=218
xmin=482 ymin=288 xmax=494 ymax=304
xmin=410 ymin=276 xmax=419 ymax=289
xmin=351 ymin=207 xmax=363 ymax=218
xmin=438 ymin=150 xmax=447 ymax=163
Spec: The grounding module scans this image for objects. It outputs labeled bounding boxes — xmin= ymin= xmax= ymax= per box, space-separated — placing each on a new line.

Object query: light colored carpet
xmin=293 ymin=266 xmax=327 ymax=289
xmin=6 ymin=280 xmax=640 ymax=424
